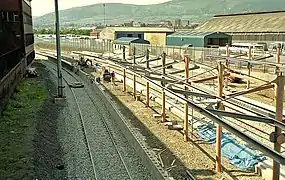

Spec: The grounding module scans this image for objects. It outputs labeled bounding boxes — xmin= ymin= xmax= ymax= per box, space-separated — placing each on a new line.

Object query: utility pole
xmin=54 ymin=0 xmax=63 ymax=98
xmin=103 ymin=4 xmax=106 ymax=27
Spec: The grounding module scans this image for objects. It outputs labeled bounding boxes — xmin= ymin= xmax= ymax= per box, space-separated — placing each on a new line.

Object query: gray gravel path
xmin=42 ymin=60 xmax=154 ymax=180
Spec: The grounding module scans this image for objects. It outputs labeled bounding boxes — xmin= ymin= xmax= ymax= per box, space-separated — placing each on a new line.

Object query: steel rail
xmin=58 ymin=62 xmax=134 ymax=180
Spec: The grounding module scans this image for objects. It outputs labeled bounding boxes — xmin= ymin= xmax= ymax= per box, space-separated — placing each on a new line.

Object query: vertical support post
xmin=146 ymin=49 xmax=150 ymax=69
xmin=247 ymin=46 xmax=252 ymax=89
xmin=225 ymin=45 xmax=230 ymax=88
xmin=161 ymin=91 xmax=166 ymax=122
xmin=54 ymin=0 xmax=64 ymax=98
xmin=122 ymin=45 xmax=126 ymax=60
xmin=216 ymin=61 xmax=224 ymax=173
xmin=146 ymin=50 xmax=150 ymax=107
xmin=161 ymin=52 xmax=166 ymax=123
xmin=184 ymin=56 xmax=189 ymax=142
xmin=184 ymin=103 xmax=189 ymax=142
xmin=273 ymin=47 xmax=283 ymax=180
xmin=133 ymin=74 xmax=136 ymax=99
xmin=123 ymin=68 xmax=126 ymax=92
xmin=162 ymin=52 xmax=166 ymax=75
xmin=133 ymin=46 xmax=136 ymax=64
xmin=146 ymin=81 xmax=150 ymax=107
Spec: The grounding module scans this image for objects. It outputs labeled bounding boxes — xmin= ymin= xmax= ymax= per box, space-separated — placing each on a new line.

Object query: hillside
xmin=33 ymin=0 xmax=285 ymax=27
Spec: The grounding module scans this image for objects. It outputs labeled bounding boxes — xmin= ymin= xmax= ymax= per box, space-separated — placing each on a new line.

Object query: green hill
xmin=33 ymin=0 xmax=285 ymax=27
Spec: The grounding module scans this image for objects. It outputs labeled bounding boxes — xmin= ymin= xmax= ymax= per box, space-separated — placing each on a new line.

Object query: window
xmin=138 ymin=34 xmax=142 ymax=39
xmin=127 ymin=34 xmax=133 ymax=37
xmin=25 ymin=34 xmax=34 ymax=46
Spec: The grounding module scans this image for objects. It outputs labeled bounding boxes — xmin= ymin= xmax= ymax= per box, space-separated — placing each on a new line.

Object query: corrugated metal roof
xmin=114 ymin=37 xmax=139 ymax=45
xmin=167 ymin=31 xmax=217 ymax=38
xmin=113 ymin=37 xmax=150 ymax=45
xmin=104 ymin=27 xmax=174 ymax=33
xmin=196 ymin=11 xmax=285 ymax=33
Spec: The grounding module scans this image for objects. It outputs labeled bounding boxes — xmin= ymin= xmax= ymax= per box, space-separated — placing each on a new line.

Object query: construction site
xmin=34 ymin=34 xmax=285 ymax=179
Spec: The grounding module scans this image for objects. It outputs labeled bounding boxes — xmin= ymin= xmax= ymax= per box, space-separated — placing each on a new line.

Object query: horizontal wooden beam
xmin=192 ymin=73 xmax=230 ymax=83
xmin=168 ymin=88 xmax=217 ymax=99
xmin=227 ymin=84 xmax=274 ymax=98
xmin=152 ymin=61 xmax=178 ymax=69
xmin=140 ymin=57 xmax=161 ymax=64
xmin=168 ymin=65 xmax=200 ymax=75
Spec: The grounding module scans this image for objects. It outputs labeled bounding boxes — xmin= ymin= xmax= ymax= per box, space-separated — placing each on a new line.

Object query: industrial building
xmin=99 ymin=27 xmax=174 ymax=46
xmin=166 ymin=31 xmax=232 ymax=47
xmin=195 ymin=10 xmax=285 ymax=42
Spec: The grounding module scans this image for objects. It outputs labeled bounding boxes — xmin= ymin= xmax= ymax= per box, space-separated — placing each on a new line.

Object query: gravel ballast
xmin=42 ymin=60 xmax=155 ymax=180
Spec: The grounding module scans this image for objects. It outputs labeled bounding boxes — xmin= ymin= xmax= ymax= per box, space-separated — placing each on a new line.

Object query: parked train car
xmin=0 ymin=0 xmax=34 ymax=79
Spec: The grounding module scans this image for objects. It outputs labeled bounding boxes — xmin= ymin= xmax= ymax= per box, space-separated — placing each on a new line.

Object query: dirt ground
xmin=92 ymin=71 xmax=262 ymax=180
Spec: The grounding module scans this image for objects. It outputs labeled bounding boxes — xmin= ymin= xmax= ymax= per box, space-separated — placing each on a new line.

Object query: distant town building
xmin=159 ymin=20 xmax=173 ymax=27
xmin=90 ymin=29 xmax=101 ymax=38
xmin=174 ymin=19 xmax=182 ymax=28
xmin=123 ymin=21 xmax=134 ymax=27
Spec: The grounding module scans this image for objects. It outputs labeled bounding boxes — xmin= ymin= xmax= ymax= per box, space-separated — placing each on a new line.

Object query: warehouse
xmin=166 ymin=31 xmax=232 ymax=47
xmin=195 ymin=10 xmax=285 ymax=43
xmin=100 ymin=27 xmax=174 ymax=46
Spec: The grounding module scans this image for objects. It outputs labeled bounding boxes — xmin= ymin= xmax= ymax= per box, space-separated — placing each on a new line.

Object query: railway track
xmin=37 ymin=49 xmax=285 ymax=178
xmin=42 ymin=60 xmax=152 ymax=180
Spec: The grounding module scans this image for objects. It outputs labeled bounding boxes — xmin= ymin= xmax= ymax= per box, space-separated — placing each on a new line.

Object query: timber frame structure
xmin=41 ymin=45 xmax=285 ymax=180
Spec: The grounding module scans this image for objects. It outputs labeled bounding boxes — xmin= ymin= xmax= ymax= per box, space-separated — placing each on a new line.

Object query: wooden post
xmin=184 ymin=56 xmax=189 ymax=141
xmin=225 ymin=45 xmax=230 ymax=88
xmin=146 ymin=49 xmax=150 ymax=69
xmin=247 ymin=46 xmax=252 ymax=89
xmin=162 ymin=52 xmax=166 ymax=75
xmin=133 ymin=46 xmax=136 ymax=64
xmin=122 ymin=45 xmax=126 ymax=60
xmin=216 ymin=61 xmax=224 ymax=173
xmin=247 ymin=62 xmax=251 ymax=89
xmin=123 ymin=68 xmax=126 ymax=92
xmin=161 ymin=90 xmax=166 ymax=122
xmin=161 ymin=52 xmax=166 ymax=123
xmin=146 ymin=81 xmax=150 ymax=107
xmin=146 ymin=50 xmax=150 ymax=107
xmin=273 ymin=48 xmax=283 ymax=180
xmin=133 ymin=74 xmax=136 ymax=99
xmin=276 ymin=47 xmax=281 ymax=72
xmin=184 ymin=103 xmax=189 ymax=142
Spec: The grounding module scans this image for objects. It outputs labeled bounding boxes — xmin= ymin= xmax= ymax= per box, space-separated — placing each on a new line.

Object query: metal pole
xmin=103 ymin=4 xmax=106 ymax=27
xmin=216 ymin=61 xmax=224 ymax=173
xmin=273 ymin=47 xmax=284 ymax=180
xmin=54 ymin=0 xmax=63 ymax=97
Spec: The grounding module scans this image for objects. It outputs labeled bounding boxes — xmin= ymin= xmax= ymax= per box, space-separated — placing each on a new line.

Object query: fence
xmin=35 ymin=37 xmax=276 ymax=75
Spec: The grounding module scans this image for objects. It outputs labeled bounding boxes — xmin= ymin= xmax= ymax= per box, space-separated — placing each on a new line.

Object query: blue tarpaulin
xmin=197 ymin=124 xmax=266 ymax=170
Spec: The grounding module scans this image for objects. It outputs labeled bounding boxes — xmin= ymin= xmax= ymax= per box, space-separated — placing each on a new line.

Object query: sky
xmin=32 ymin=0 xmax=170 ymax=16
